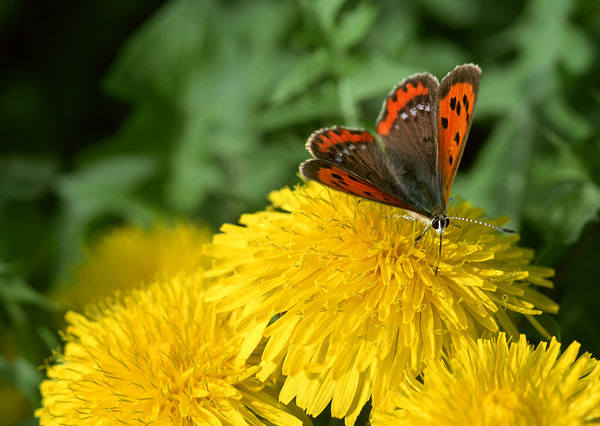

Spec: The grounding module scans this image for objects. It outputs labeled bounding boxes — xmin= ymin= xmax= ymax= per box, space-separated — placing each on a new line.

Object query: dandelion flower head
xmin=204 ymin=182 xmax=558 ymax=422
xmin=372 ymin=333 xmax=600 ymax=425
xmin=36 ymin=272 xmax=302 ymax=425
xmin=56 ymin=221 xmax=211 ymax=310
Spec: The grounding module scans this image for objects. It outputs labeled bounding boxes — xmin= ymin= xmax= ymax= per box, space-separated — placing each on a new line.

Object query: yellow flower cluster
xmin=37 ymin=184 xmax=600 ymax=425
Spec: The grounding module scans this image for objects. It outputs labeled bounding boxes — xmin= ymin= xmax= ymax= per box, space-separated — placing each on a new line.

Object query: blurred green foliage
xmin=1 ymin=0 xmax=599 ymax=424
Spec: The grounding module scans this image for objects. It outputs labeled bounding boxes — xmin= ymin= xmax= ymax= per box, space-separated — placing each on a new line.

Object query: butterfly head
xmin=431 ymin=215 xmax=450 ymax=234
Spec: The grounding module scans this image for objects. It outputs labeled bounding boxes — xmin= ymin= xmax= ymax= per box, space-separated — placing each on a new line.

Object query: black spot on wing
xmin=441 ymin=117 xmax=448 ymax=129
xmin=454 ymin=132 xmax=460 ymax=144
xmin=450 ymin=97 xmax=456 ymax=110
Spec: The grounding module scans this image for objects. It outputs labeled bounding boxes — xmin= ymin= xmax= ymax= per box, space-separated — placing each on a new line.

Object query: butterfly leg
xmin=415 ymin=223 xmax=431 ymax=243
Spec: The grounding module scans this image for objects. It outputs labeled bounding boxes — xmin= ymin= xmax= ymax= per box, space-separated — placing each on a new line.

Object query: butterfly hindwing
xmin=300 ymin=159 xmax=413 ymax=209
xmin=437 ymin=64 xmax=481 ymax=203
xmin=375 ymin=73 xmax=443 ymax=215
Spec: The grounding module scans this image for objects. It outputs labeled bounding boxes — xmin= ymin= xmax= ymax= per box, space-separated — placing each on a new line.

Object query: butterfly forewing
xmin=375 ymin=73 xmax=443 ymax=216
xmin=437 ymin=64 xmax=481 ymax=203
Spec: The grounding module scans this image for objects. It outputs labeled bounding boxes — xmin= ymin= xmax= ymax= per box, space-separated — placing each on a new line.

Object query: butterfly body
xmin=300 ymin=64 xmax=481 ymax=235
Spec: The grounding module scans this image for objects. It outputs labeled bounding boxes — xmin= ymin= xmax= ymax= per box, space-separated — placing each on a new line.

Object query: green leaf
xmin=555 ymin=224 xmax=600 ymax=355
xmin=0 ymin=267 xmax=53 ymax=326
xmin=475 ymin=67 xmax=533 ymax=116
xmin=335 ymin=2 xmax=378 ymax=50
xmin=54 ymin=156 xmax=159 ymax=277
xmin=515 ymin=0 xmax=571 ymax=71
xmin=11 ymin=357 xmax=42 ymax=407
xmin=361 ymin=5 xmax=414 ymax=56
xmin=0 ymin=356 xmax=42 ymax=407
xmin=347 ymin=55 xmax=415 ymax=102
xmin=104 ymin=0 xmax=209 ymax=102
xmin=525 ymin=134 xmax=600 ymax=244
xmin=270 ymin=49 xmax=331 ymax=104
xmin=420 ymin=0 xmax=482 ymax=27
xmin=237 ymin=139 xmax=307 ymax=202
xmin=0 ymin=156 xmax=57 ymax=204
xmin=559 ymin=25 xmax=594 ymax=74
xmin=309 ymin=0 xmax=346 ymax=30
xmin=230 ymin=0 xmax=295 ymax=54
xmin=258 ymin=83 xmax=340 ymax=130
xmin=167 ymin=126 xmax=223 ymax=212
xmin=56 ymin=156 xmax=158 ymax=201
xmin=400 ymin=40 xmax=468 ymax=80
xmin=542 ymin=95 xmax=592 ymax=141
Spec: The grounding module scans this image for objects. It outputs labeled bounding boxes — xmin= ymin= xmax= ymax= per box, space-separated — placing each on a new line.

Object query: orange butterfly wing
xmin=437 ymin=64 xmax=481 ymax=203
xmin=300 ymin=160 xmax=415 ymax=209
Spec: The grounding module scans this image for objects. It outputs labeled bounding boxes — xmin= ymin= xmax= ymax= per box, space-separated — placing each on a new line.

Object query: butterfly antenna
xmin=435 ymin=232 xmax=442 ymax=276
xmin=447 ymin=216 xmax=516 ymax=234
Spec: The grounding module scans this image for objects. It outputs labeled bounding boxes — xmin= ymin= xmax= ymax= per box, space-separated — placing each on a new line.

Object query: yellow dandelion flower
xmin=55 ymin=221 xmax=211 ymax=310
xmin=372 ymin=333 xmax=600 ymax=425
xmin=36 ymin=272 xmax=302 ymax=426
xmin=204 ymin=182 xmax=559 ymax=422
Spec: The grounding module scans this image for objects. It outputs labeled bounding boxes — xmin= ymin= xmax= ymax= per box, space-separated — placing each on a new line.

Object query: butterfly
xmin=300 ymin=64 xmax=513 ymax=271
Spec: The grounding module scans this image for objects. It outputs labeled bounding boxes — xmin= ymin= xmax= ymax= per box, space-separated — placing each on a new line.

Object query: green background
xmin=1 ymin=0 xmax=599 ymax=424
